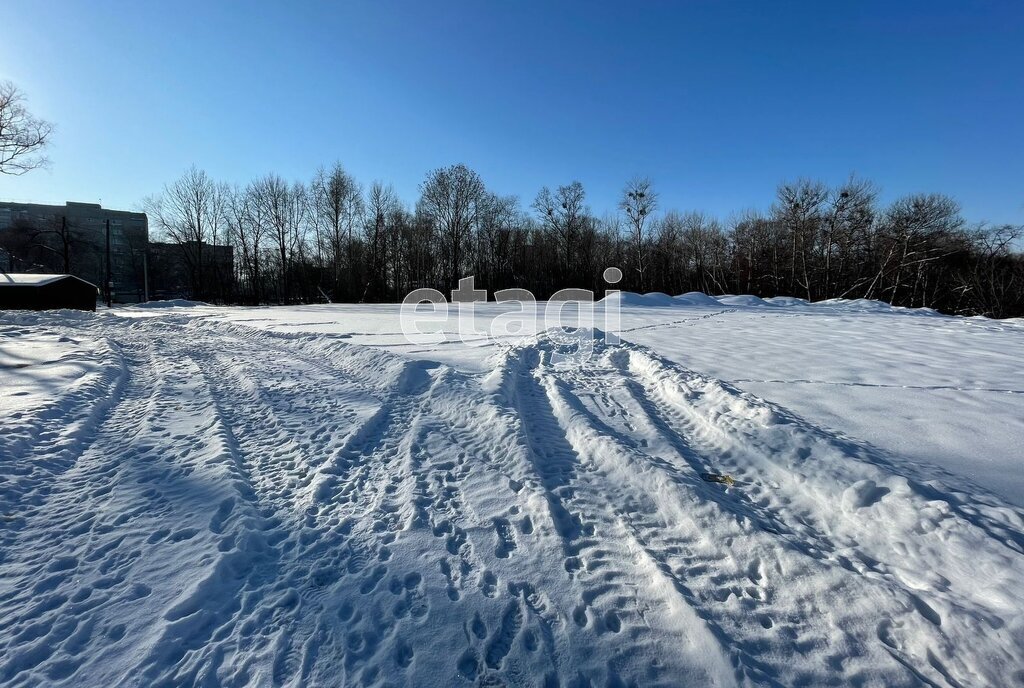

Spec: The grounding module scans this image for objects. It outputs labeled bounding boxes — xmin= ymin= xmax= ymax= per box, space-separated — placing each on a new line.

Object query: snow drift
xmin=132 ymin=299 xmax=210 ymax=309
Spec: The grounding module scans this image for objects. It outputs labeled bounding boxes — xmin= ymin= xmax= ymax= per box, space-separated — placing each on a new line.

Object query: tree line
xmin=145 ymin=164 xmax=1024 ymax=318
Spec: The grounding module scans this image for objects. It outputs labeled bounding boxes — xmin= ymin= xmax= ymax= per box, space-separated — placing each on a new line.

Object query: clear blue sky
xmin=2 ymin=0 xmax=1022 ymax=224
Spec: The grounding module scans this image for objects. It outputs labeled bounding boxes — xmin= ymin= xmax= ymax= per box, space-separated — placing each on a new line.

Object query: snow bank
xmin=598 ymin=290 xmax=960 ymax=318
xmin=132 ymin=299 xmax=210 ymax=308
xmin=673 ymin=291 xmax=722 ymax=306
xmin=600 ymin=291 xmax=677 ymax=307
xmin=717 ymin=294 xmax=775 ymax=307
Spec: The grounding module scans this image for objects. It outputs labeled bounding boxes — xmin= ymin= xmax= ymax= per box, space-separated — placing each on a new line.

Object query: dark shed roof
xmin=0 ymin=273 xmax=98 ymax=311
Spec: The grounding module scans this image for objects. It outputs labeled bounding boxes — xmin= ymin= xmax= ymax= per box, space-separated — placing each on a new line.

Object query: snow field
xmin=0 ymin=299 xmax=1022 ymax=687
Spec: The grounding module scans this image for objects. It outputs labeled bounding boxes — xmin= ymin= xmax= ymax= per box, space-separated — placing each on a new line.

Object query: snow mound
xmin=602 ymin=291 xmax=724 ymax=308
xmin=601 ymin=291 xmax=948 ymax=316
xmin=673 ymin=291 xmax=722 ymax=306
xmin=133 ymin=299 xmax=210 ymax=309
xmin=818 ymin=297 xmax=894 ymax=312
xmin=600 ymin=291 xmax=677 ymax=307
xmin=813 ymin=298 xmax=945 ymax=317
xmin=718 ymin=294 xmax=775 ymax=307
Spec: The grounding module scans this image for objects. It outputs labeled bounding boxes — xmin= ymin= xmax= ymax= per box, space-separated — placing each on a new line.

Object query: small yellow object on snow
xmin=701 ymin=472 xmax=735 ymax=486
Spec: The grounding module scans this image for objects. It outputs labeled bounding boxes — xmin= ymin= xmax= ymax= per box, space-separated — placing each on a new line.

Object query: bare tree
xmin=682 ymin=212 xmax=729 ymax=294
xmin=250 ymin=174 xmax=306 ymax=301
xmin=773 ymin=180 xmax=827 ymax=299
xmin=364 ymin=182 xmax=401 ymax=300
xmin=954 ymin=224 xmax=1024 ymax=317
xmin=418 ymin=164 xmax=488 ymax=290
xmin=27 ymin=215 xmax=74 ymax=273
xmin=730 ymin=211 xmax=767 ymax=294
xmin=225 ymin=183 xmax=269 ymax=304
xmin=875 ymin=194 xmax=964 ymax=307
xmin=619 ymin=178 xmax=657 ymax=292
xmin=384 ymin=206 xmax=414 ymax=300
xmin=0 ymin=82 xmax=54 ymax=175
xmin=311 ymin=163 xmax=363 ymax=299
xmin=823 ymin=177 xmax=876 ymax=298
xmin=534 ymin=181 xmax=588 ymax=282
xmin=144 ymin=166 xmax=226 ymax=299
xmin=476 ymin=193 xmax=525 ymax=292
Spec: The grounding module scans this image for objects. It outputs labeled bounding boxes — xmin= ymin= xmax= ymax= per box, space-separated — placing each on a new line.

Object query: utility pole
xmin=105 ymin=219 xmax=112 ymax=308
xmin=61 ymin=216 xmax=70 ymax=273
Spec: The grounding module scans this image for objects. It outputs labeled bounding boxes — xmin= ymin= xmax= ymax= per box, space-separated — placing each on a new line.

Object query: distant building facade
xmin=0 ymin=201 xmax=148 ymax=303
xmin=147 ymin=240 xmax=234 ymax=302
xmin=0 ymin=201 xmax=234 ymax=304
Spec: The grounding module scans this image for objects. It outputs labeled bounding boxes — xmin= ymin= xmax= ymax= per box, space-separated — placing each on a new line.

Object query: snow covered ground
xmin=1 ymin=295 xmax=1022 ymax=686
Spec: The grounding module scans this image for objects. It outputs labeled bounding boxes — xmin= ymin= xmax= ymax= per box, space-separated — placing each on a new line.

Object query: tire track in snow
xmin=158 ymin=319 xmax=558 ymax=685
xmin=490 ymin=342 xmax=739 ymax=686
xmin=535 ymin=351 xmax=827 ymax=685
xmin=536 ymin=333 xmax=1024 ymax=687
xmin=1 ymin=325 xmax=271 ymax=687
xmin=176 ymin=329 xmax=438 ymax=686
xmin=0 ymin=321 xmax=128 ymax=552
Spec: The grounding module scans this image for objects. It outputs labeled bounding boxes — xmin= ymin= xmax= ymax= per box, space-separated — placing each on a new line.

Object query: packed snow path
xmin=1 ymin=312 xmax=1023 ymax=687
